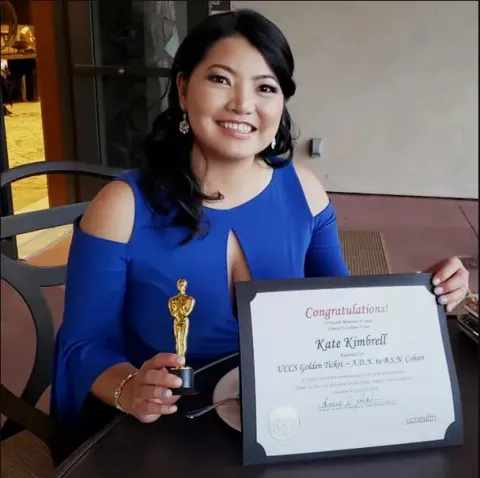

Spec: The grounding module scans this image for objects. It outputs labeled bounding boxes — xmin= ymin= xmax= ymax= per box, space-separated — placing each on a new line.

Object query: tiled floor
xmin=4 ymin=101 xmax=48 ymax=211
xmin=14 ymin=196 xmax=73 ymax=260
xmin=1 ymin=194 xmax=478 ymax=417
xmin=330 ymin=194 xmax=478 ymax=291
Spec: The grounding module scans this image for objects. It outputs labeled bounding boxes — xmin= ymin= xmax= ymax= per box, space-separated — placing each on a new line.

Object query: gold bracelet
xmin=465 ymin=288 xmax=477 ymax=302
xmin=113 ymin=371 xmax=138 ymax=413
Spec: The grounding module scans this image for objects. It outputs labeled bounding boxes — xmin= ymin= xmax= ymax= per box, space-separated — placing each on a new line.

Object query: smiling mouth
xmin=217 ymin=121 xmax=257 ymax=134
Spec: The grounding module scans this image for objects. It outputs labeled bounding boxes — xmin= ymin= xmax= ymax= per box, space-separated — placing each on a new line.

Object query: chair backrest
xmin=1 ymin=160 xmax=125 ymax=441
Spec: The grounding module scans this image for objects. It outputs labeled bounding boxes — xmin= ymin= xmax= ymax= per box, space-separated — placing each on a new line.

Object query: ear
xmin=176 ymin=72 xmax=187 ymax=109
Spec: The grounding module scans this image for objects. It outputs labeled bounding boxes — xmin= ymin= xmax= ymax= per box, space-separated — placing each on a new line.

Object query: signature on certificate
xmin=317 ymin=391 xmax=390 ymax=411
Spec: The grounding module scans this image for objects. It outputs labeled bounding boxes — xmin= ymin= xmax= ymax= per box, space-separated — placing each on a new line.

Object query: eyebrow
xmin=207 ymin=63 xmax=278 ymax=83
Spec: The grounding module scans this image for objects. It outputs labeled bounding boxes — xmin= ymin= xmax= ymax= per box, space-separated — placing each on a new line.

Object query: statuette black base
xmin=170 ymin=366 xmax=198 ymax=396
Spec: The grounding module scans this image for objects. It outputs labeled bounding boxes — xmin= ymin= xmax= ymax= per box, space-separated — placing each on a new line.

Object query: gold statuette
xmin=167 ymin=278 xmax=198 ymax=395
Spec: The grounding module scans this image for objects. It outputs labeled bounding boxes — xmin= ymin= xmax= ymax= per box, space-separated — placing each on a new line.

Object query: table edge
xmin=53 ymin=352 xmax=240 ymax=476
xmin=53 ymin=322 xmax=474 ymax=476
xmin=54 ymin=414 xmax=125 ymax=478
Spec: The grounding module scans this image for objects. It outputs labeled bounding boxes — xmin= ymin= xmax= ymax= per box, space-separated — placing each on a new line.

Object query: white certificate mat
xmin=236 ymin=273 xmax=463 ymax=466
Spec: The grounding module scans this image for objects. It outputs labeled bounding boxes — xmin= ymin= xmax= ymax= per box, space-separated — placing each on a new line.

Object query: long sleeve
xmin=51 ymin=220 xmax=130 ymax=423
xmin=304 ymin=202 xmax=350 ymax=277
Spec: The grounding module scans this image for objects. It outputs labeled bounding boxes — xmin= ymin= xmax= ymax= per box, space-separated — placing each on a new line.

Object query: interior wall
xmin=30 ymin=0 xmax=71 ymax=206
xmin=9 ymin=0 xmax=33 ymax=24
xmin=232 ymin=1 xmax=478 ymax=199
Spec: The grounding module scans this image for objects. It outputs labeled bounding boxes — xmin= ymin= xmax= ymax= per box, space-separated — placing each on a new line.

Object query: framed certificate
xmin=236 ymin=273 xmax=463 ymax=466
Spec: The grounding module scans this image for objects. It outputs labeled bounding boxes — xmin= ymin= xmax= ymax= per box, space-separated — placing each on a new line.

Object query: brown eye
xmin=258 ymin=84 xmax=278 ymax=94
xmin=208 ymin=74 xmax=230 ymax=85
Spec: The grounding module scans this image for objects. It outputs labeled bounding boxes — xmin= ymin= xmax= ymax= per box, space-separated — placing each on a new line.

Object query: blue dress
xmin=51 ymin=162 xmax=350 ymax=423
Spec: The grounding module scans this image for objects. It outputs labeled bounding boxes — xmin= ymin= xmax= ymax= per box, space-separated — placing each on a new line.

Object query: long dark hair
xmin=138 ymin=9 xmax=297 ymax=243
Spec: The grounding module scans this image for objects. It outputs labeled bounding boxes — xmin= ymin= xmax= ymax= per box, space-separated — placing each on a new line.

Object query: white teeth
xmin=218 ymin=122 xmax=253 ymax=133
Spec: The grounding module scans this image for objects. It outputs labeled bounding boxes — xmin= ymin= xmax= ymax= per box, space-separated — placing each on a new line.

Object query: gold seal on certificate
xmin=268 ymin=406 xmax=301 ymax=441
xmin=236 ymin=274 xmax=463 ymax=465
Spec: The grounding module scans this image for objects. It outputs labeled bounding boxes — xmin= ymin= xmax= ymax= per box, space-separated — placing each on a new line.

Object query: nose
xmin=227 ymin=84 xmax=254 ymax=115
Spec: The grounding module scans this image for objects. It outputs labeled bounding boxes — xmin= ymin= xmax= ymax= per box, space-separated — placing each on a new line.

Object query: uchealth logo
xmin=405 ymin=414 xmax=437 ymax=425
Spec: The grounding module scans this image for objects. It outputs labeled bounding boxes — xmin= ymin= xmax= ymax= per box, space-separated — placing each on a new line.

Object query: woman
xmin=52 ymin=9 xmax=470 ymax=428
xmin=1 ymin=59 xmax=13 ymax=116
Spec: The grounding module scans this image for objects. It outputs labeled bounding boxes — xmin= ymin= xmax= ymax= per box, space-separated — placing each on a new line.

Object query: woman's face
xmin=178 ymin=35 xmax=285 ymax=162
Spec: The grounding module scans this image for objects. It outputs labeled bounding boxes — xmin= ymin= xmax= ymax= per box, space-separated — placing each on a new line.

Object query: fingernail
xmin=176 ymin=356 xmax=185 ymax=365
xmin=162 ymin=389 xmax=172 ymax=398
xmin=434 ymin=287 xmax=443 ymax=295
xmin=170 ymin=405 xmax=177 ymax=413
xmin=432 ymin=278 xmax=441 ymax=286
xmin=439 ymin=296 xmax=448 ymax=305
xmin=174 ymin=377 xmax=183 ymax=387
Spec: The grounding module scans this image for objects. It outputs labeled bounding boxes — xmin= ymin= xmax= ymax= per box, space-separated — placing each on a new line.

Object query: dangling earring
xmin=179 ymin=110 xmax=190 ymax=134
xmin=271 ymin=136 xmax=276 ymax=150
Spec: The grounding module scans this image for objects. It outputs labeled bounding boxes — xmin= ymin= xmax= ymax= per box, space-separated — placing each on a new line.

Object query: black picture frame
xmin=235 ymin=273 xmax=463 ymax=466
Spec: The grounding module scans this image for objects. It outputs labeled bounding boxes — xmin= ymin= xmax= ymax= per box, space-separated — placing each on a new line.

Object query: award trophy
xmin=168 ymin=278 xmax=198 ymax=395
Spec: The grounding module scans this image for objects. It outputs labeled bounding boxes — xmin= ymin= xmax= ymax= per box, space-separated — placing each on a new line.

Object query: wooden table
xmin=2 ymin=53 xmax=36 ymax=61
xmin=55 ymin=321 xmax=478 ymax=478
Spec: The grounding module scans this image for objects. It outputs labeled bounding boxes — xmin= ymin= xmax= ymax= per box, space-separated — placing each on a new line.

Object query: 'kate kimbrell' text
xmin=316 ymin=333 xmax=388 ymax=351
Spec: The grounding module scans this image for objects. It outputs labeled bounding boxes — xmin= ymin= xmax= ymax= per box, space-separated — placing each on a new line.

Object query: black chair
xmin=1 ymin=161 xmax=124 ymax=476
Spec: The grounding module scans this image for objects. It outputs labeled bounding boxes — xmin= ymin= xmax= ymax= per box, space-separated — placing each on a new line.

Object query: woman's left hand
xmin=425 ymin=257 xmax=470 ymax=312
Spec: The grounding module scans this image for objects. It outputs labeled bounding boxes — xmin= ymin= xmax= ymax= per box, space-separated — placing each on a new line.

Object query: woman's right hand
xmin=124 ymin=353 xmax=185 ymax=423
